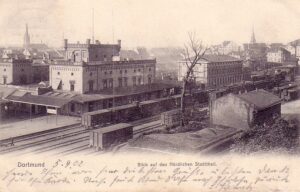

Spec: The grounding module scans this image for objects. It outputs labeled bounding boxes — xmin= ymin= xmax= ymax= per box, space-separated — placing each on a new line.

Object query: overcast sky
xmin=1 ymin=0 xmax=300 ymax=48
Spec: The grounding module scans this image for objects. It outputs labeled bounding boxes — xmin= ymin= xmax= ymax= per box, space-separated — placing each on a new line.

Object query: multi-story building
xmin=0 ymin=58 xmax=49 ymax=85
xmin=267 ymin=47 xmax=291 ymax=63
xmin=217 ymin=41 xmax=241 ymax=55
xmin=0 ymin=58 xmax=33 ymax=85
xmin=49 ymin=39 xmax=156 ymax=94
xmin=287 ymin=39 xmax=300 ymax=58
xmin=178 ymin=55 xmax=243 ymax=89
xmin=208 ymin=41 xmax=241 ymax=55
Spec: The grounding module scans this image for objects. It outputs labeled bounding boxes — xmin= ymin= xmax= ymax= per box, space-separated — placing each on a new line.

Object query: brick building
xmin=178 ymin=55 xmax=243 ymax=89
xmin=0 ymin=58 xmax=49 ymax=85
xmin=50 ymin=39 xmax=156 ymax=94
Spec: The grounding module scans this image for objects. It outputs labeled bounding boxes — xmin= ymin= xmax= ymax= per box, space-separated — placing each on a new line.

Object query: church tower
xmin=250 ymin=27 xmax=256 ymax=44
xmin=23 ymin=23 xmax=30 ymax=49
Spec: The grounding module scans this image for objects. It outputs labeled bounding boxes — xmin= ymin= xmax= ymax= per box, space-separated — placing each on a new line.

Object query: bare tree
xmin=180 ymin=32 xmax=207 ymax=126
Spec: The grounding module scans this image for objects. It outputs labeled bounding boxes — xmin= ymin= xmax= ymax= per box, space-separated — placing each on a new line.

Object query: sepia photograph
xmin=0 ymin=0 xmax=300 ymax=191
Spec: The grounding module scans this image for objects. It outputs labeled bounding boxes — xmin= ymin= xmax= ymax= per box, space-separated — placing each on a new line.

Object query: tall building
xmin=178 ymin=55 xmax=243 ymax=89
xmin=49 ymin=39 xmax=156 ymax=94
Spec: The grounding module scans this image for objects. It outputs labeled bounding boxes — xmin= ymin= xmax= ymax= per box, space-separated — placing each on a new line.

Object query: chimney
xmin=118 ymin=39 xmax=121 ymax=47
xmin=63 ymin=39 xmax=68 ymax=50
xmin=95 ymin=40 xmax=100 ymax=45
xmin=86 ymin=39 xmax=91 ymax=46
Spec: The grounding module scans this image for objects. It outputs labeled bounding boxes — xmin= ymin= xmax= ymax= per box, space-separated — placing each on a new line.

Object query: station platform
xmin=0 ymin=115 xmax=81 ymax=141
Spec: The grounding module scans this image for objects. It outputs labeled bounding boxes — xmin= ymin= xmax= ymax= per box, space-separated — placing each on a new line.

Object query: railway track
xmin=0 ymin=129 xmax=89 ymax=154
xmin=0 ymin=115 xmax=163 ymax=155
xmin=0 ymin=123 xmax=82 ymax=147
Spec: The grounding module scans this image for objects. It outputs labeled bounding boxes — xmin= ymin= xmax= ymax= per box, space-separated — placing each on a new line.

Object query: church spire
xmin=24 ymin=23 xmax=30 ymax=49
xmin=250 ymin=26 xmax=256 ymax=44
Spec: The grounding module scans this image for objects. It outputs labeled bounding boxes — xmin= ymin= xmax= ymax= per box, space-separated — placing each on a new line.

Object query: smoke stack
xmin=118 ymin=39 xmax=121 ymax=47
xmin=63 ymin=39 xmax=68 ymax=50
xmin=95 ymin=40 xmax=100 ymax=45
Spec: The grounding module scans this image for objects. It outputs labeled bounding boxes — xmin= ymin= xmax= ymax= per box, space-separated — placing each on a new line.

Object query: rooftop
xmin=5 ymin=92 xmax=71 ymax=108
xmin=50 ymin=59 xmax=156 ymax=66
xmin=201 ymin=55 xmax=241 ymax=63
xmin=236 ymin=89 xmax=281 ymax=110
xmin=268 ymin=47 xmax=290 ymax=53
xmin=91 ymin=123 xmax=132 ymax=134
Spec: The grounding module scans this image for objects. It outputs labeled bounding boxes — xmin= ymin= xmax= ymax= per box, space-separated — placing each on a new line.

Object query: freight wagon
xmin=82 ymin=95 xmax=183 ymax=129
xmin=89 ymin=123 xmax=133 ymax=150
xmin=81 ymin=108 xmax=111 ymax=129
xmin=82 ymin=103 xmax=139 ymax=129
xmin=161 ymin=109 xmax=181 ymax=128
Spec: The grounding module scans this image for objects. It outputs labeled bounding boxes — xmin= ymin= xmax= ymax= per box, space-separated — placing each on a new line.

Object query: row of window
xmin=103 ymin=76 xmax=151 ymax=88
xmin=208 ymin=61 xmax=241 ymax=67
xmin=208 ymin=75 xmax=242 ymax=86
xmin=86 ymin=64 xmax=155 ymax=72
xmin=51 ymin=67 xmax=80 ymax=71
xmin=208 ymin=67 xmax=242 ymax=75
xmin=12 ymin=64 xmax=30 ymax=67
xmin=87 ymin=67 xmax=152 ymax=74
xmin=63 ymin=76 xmax=153 ymax=92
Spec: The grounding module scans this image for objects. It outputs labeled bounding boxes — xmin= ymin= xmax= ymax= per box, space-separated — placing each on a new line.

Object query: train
xmin=82 ymin=74 xmax=299 ymax=129
xmin=82 ymin=95 xmax=188 ymax=129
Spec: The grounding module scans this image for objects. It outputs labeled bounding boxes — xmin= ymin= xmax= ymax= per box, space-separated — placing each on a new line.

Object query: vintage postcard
xmin=0 ymin=0 xmax=300 ymax=191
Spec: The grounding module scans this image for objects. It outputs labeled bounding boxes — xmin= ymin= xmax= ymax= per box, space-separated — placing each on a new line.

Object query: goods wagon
xmin=139 ymin=99 xmax=161 ymax=117
xmin=286 ymin=89 xmax=299 ymax=101
xmin=82 ymin=95 xmax=184 ymax=129
xmin=111 ymin=102 xmax=141 ymax=122
xmin=192 ymin=91 xmax=209 ymax=104
xmin=89 ymin=123 xmax=133 ymax=150
xmin=161 ymin=109 xmax=181 ymax=128
xmin=82 ymin=103 xmax=139 ymax=129
xmin=82 ymin=109 xmax=111 ymax=129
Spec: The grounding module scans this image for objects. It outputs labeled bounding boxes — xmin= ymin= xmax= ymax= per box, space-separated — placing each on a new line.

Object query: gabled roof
xmin=268 ymin=47 xmax=290 ymax=53
xmin=236 ymin=89 xmax=281 ymax=110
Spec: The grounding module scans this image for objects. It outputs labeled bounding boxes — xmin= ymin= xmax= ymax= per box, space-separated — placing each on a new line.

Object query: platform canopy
xmin=5 ymin=92 xmax=71 ymax=108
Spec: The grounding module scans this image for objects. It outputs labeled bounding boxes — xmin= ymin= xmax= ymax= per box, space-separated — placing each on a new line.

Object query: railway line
xmin=0 ymin=124 xmax=82 ymax=147
xmin=0 ymin=115 xmax=164 ymax=156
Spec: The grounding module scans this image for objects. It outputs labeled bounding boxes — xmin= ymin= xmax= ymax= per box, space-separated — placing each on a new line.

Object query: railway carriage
xmin=139 ymin=99 xmax=161 ymax=118
xmin=82 ymin=95 xmax=185 ymax=129
xmin=82 ymin=109 xmax=112 ymax=129
xmin=89 ymin=123 xmax=133 ymax=150
xmin=111 ymin=103 xmax=141 ymax=122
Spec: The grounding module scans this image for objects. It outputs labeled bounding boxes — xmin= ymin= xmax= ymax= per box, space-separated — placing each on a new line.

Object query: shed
xmin=211 ymin=89 xmax=281 ymax=130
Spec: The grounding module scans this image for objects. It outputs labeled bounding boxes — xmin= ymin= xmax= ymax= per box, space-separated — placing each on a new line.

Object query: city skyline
xmin=1 ymin=0 xmax=300 ymax=48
